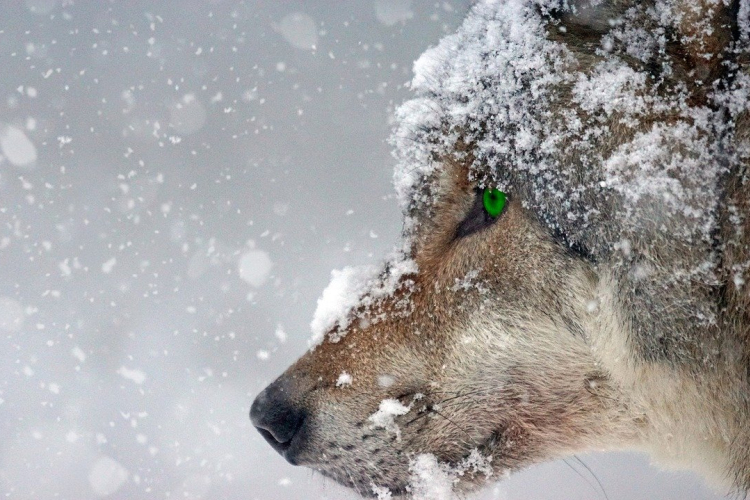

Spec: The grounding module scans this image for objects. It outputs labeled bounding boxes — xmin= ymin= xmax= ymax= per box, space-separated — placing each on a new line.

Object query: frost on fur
xmin=309 ymin=250 xmax=417 ymax=345
xmin=391 ymin=0 xmax=743 ymax=259
xmin=406 ymin=451 xmax=493 ymax=500
xmin=335 ymin=371 xmax=353 ymax=387
xmin=369 ymin=451 xmax=494 ymax=500
xmin=250 ymin=0 xmax=750 ymax=497
xmin=390 ymin=0 xmax=749 ymax=359
xmin=368 ymin=398 xmax=411 ymax=441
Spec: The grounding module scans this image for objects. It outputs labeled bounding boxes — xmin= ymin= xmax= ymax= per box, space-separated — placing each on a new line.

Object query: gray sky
xmin=0 ymin=1 xmax=728 ymax=499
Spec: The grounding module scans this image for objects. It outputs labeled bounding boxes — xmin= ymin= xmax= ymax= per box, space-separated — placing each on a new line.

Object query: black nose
xmin=250 ymin=379 xmax=306 ymax=464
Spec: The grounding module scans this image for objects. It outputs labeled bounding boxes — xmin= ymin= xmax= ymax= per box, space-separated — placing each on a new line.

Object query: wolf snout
xmin=250 ymin=380 xmax=307 ymax=464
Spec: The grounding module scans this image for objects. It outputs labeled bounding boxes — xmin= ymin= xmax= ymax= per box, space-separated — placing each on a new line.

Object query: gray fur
xmin=252 ymin=0 xmax=750 ymax=497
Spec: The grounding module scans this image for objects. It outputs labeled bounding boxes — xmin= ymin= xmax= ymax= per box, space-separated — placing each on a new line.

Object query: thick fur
xmin=253 ymin=0 xmax=750 ymax=497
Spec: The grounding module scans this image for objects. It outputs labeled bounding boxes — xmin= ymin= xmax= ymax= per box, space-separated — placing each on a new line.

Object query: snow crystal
xmin=180 ymin=475 xmax=212 ymax=498
xmin=274 ymin=323 xmax=287 ymax=343
xmin=450 ymin=269 xmax=484 ymax=292
xmin=603 ymin=122 xmax=716 ymax=217
xmin=0 ymin=125 xmax=37 ymax=168
xmin=740 ymin=0 xmax=750 ymax=41
xmin=571 ymin=60 xmax=647 ymax=117
xmin=406 ymin=450 xmax=493 ymax=500
xmin=309 ymin=252 xmax=417 ymax=345
xmin=372 ymin=484 xmax=393 ymax=499
xmin=117 ymin=366 xmax=146 ymax=385
xmin=25 ymin=0 xmax=57 ymax=15
xmin=273 ymin=202 xmax=289 ymax=216
xmin=169 ymin=94 xmax=206 ymax=135
xmin=238 ymin=249 xmax=273 ymax=287
xmin=275 ymin=12 xmax=318 ymax=50
xmin=89 ymin=456 xmax=128 ymax=497
xmin=368 ymin=398 xmax=410 ymax=441
xmin=101 ymin=257 xmax=117 ymax=274
xmin=0 ymin=296 xmax=24 ymax=332
xmin=374 ymin=0 xmax=414 ymax=26
xmin=408 ymin=454 xmax=456 ymax=500
xmin=335 ymin=372 xmax=353 ymax=387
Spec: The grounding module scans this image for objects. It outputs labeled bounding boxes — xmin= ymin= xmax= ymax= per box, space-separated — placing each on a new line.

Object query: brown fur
xmin=252 ymin=1 xmax=750 ymax=496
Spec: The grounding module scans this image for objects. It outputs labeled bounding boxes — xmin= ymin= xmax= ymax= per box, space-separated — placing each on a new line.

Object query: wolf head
xmin=251 ymin=0 xmax=749 ymax=496
xmin=252 ymin=160 xmax=640 ymax=495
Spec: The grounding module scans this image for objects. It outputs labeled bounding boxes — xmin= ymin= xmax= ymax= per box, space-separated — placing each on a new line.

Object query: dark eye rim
xmin=454 ymin=188 xmax=509 ymax=239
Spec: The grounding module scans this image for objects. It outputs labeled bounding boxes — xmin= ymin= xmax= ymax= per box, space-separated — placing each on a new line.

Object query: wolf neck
xmin=585 ymin=270 xmax=750 ymax=492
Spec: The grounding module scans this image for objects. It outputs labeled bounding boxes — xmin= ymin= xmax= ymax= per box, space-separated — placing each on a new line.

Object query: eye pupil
xmin=482 ymin=188 xmax=506 ymax=218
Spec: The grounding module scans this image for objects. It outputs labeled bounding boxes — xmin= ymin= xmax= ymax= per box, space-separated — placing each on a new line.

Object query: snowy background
xmin=0 ymin=1 xmax=728 ymax=499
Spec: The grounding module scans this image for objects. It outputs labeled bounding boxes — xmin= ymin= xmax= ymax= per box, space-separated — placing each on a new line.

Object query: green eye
xmin=482 ymin=188 xmax=506 ymax=218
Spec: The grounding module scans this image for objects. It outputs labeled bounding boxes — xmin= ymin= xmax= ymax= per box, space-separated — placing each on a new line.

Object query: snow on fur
xmin=368 ymin=398 xmax=411 ymax=441
xmin=406 ymin=451 xmax=494 ymax=500
xmin=392 ymin=0 xmax=737 ymax=254
xmin=309 ymin=0 xmax=750 ymax=358
xmin=393 ymin=0 xmax=573 ymax=214
xmin=310 ymin=264 xmax=378 ymax=345
xmin=388 ymin=0 xmax=749 ymax=348
xmin=312 ymin=0 xmax=750 ymax=349
xmin=302 ymin=0 xmax=750 ymax=496
xmin=310 ymin=250 xmax=417 ymax=345
xmin=369 ymin=451 xmax=494 ymax=500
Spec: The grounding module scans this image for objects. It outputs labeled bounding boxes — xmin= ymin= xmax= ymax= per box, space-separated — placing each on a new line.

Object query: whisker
xmin=572 ymin=455 xmax=610 ymax=500
xmin=562 ymin=458 xmax=600 ymax=497
xmin=431 ymin=408 xmax=475 ymax=441
xmin=403 ymin=388 xmax=489 ymax=428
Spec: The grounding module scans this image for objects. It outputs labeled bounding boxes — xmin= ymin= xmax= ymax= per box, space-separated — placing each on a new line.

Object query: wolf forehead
xmin=392 ymin=0 xmax=739 ymax=261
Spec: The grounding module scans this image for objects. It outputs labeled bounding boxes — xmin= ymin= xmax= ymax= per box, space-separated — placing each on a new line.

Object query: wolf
xmin=251 ymin=0 xmax=750 ymax=497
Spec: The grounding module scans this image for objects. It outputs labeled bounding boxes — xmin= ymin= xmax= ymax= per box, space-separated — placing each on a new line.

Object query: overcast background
xmin=0 ymin=1 xmax=730 ymax=499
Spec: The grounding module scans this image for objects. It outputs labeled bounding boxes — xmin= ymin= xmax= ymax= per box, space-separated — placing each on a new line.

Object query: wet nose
xmin=250 ymin=379 xmax=306 ymax=462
